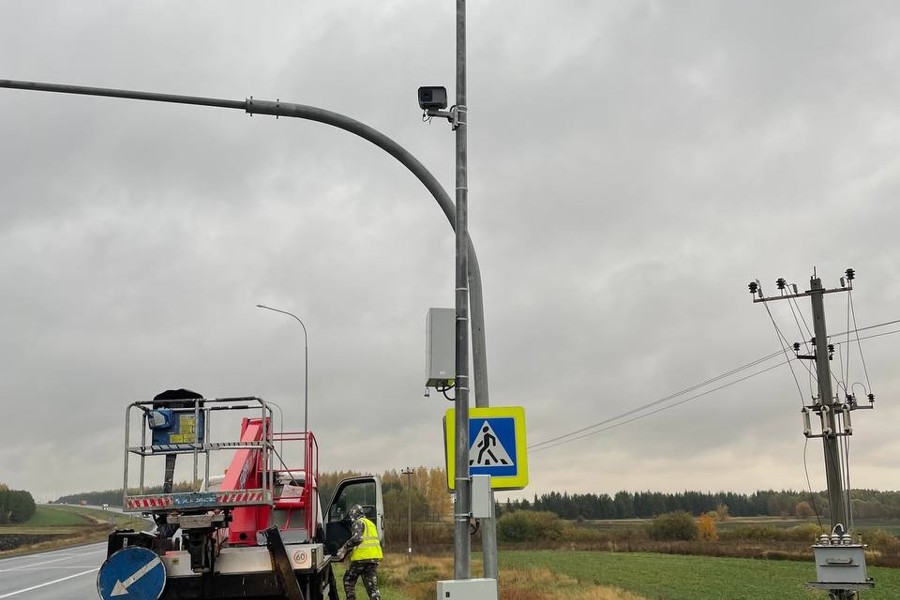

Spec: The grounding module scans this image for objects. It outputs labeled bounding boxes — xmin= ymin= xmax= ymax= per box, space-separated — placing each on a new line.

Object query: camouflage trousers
xmin=343 ymin=559 xmax=380 ymax=600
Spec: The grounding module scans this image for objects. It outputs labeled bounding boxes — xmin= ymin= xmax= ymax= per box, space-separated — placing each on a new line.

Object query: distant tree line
xmin=0 ymin=483 xmax=36 ymax=524
xmin=55 ymin=467 xmax=455 ymax=524
xmin=53 ymin=479 xmax=900 ymax=523
xmin=315 ymin=467 xmax=453 ymax=527
xmin=54 ymin=482 xmax=196 ymax=508
xmin=503 ymin=489 xmax=900 ymax=520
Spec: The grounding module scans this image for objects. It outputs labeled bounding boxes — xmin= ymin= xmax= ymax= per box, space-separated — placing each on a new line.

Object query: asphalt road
xmin=0 ymin=542 xmax=106 ymax=599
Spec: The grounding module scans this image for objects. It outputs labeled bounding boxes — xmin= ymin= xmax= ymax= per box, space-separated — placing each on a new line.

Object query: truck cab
xmin=323 ymin=476 xmax=385 ymax=555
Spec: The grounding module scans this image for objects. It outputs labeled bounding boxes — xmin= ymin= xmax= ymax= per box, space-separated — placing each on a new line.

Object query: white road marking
xmin=0 ymin=568 xmax=99 ymax=598
xmin=0 ymin=550 xmax=104 ymax=573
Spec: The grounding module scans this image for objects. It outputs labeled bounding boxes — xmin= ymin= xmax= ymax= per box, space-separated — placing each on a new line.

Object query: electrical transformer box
xmin=471 ymin=474 xmax=493 ymax=518
xmin=813 ymin=543 xmax=868 ymax=584
xmin=436 ymin=578 xmax=497 ymax=600
xmin=426 ymin=308 xmax=455 ymax=387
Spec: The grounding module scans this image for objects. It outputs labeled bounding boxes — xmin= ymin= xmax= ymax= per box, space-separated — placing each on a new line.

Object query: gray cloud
xmin=1 ymin=1 xmax=899 ymax=503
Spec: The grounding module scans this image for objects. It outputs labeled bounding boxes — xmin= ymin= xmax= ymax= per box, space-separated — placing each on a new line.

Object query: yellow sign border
xmin=444 ymin=406 xmax=528 ymax=491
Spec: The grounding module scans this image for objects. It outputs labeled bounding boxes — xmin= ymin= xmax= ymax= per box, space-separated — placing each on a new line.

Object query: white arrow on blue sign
xmin=97 ymin=545 xmax=166 ymax=600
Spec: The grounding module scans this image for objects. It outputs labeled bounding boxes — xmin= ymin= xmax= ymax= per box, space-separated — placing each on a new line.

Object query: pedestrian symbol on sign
xmin=444 ymin=406 xmax=528 ymax=491
xmin=469 ymin=421 xmax=513 ymax=467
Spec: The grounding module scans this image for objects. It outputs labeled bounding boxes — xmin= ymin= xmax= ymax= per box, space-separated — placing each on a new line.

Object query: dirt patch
xmin=0 ymin=523 xmax=116 ymax=557
xmin=0 ymin=533 xmax=67 ymax=552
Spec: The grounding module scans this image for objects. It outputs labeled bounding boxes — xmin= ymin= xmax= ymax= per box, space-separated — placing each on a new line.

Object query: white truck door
xmin=322 ymin=475 xmax=384 ymax=555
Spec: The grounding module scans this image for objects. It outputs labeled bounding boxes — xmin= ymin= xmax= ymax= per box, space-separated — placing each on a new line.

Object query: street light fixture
xmin=256 ymin=304 xmax=309 ymax=436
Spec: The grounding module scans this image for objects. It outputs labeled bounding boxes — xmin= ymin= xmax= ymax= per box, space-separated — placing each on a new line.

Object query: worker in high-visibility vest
xmin=335 ymin=504 xmax=382 ymax=600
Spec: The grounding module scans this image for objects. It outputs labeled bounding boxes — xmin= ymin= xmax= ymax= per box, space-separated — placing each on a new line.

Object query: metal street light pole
xmin=401 ymin=467 xmax=414 ymax=560
xmin=452 ymin=0 xmax=472 ymax=581
xmin=424 ymin=1 xmax=496 ymax=582
xmin=452 ymin=0 xmax=498 ymax=578
xmin=256 ymin=304 xmax=309 ymax=436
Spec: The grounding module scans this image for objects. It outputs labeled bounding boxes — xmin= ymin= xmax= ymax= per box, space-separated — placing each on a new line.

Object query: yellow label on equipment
xmin=170 ymin=415 xmax=197 ymax=443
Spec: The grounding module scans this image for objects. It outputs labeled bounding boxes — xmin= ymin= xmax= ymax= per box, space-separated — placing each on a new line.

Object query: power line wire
xmin=528 ymin=317 xmax=900 ymax=454
xmin=853 ymin=327 xmax=900 ymax=342
xmin=530 ymin=360 xmax=787 ymax=453
xmin=803 ymin=437 xmax=823 ymax=529
xmin=763 ymin=298 xmax=808 ymax=406
xmin=830 ymin=317 xmax=900 ymax=339
xmin=528 ymin=349 xmax=784 ymax=450
xmin=843 ymin=293 xmax=852 ymax=393
xmin=788 ymin=295 xmax=813 ymax=348
xmin=849 ymin=292 xmax=873 ymax=393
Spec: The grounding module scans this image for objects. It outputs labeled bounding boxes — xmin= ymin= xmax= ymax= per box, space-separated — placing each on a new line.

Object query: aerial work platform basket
xmin=121 ymin=395 xmax=319 ymax=532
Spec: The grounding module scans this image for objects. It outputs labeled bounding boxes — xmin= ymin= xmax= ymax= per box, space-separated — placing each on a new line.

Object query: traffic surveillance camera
xmin=418 ymin=86 xmax=448 ymax=110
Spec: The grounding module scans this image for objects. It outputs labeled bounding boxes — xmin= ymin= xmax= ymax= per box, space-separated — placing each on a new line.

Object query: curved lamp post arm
xmin=0 ymin=79 xmax=489 ymax=406
xmin=243 ymin=98 xmax=490 ymax=407
xmin=256 ymin=304 xmax=309 ymax=436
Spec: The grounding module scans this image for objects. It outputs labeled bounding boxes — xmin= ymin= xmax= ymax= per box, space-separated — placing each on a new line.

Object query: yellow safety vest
xmin=350 ymin=517 xmax=383 ymax=561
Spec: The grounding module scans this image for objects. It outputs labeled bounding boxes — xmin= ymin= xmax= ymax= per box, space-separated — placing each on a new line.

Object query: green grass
xmin=0 ymin=505 xmax=151 ymax=556
xmin=21 ymin=505 xmax=95 ymax=527
xmin=500 ymin=550 xmax=899 ymax=600
xmin=12 ymin=504 xmax=147 ymax=530
xmin=332 ymin=560 xmax=408 ymax=600
xmin=577 ymin=517 xmax=900 ymax=532
xmin=857 ymin=520 xmax=900 ymax=537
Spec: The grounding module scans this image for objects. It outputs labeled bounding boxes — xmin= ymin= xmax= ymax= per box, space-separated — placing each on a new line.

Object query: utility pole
xmin=401 ymin=467 xmax=414 ymax=560
xmin=750 ymin=269 xmax=875 ymax=599
xmin=808 ymin=277 xmax=846 ymax=530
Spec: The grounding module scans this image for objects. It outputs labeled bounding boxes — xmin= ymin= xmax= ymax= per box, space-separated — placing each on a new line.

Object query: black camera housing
xmin=418 ymin=86 xmax=448 ymax=110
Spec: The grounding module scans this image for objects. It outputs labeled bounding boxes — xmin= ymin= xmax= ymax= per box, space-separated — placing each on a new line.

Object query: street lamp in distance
xmin=256 ymin=304 xmax=309 ymax=436
xmin=401 ymin=467 xmax=414 ymax=559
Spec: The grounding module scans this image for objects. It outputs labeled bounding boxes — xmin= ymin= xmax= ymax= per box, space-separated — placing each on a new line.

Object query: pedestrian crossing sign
xmin=444 ymin=406 xmax=528 ymax=491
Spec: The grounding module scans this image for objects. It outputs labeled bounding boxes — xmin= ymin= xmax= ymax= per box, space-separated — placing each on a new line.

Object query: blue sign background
xmin=97 ymin=545 xmax=166 ymax=600
xmin=173 ymin=492 xmax=217 ymax=507
xmin=469 ymin=417 xmax=517 ymax=477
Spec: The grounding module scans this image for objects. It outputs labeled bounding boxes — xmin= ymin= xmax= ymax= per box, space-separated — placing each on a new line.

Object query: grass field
xmin=12 ymin=506 xmax=82 ymax=528
xmin=18 ymin=504 xmax=147 ymax=530
xmin=0 ymin=505 xmax=150 ymax=556
xmin=576 ymin=516 xmax=900 ymax=534
xmin=334 ymin=557 xmax=421 ymax=600
xmin=499 ymin=550 xmax=899 ymax=600
xmin=23 ymin=505 xmax=101 ymax=527
xmin=4 ymin=509 xmax=897 ymax=599
xmin=354 ymin=554 xmax=644 ymax=600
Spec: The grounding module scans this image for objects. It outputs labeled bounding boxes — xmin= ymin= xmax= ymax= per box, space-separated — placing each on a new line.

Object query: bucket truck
xmin=96 ymin=394 xmax=383 ymax=600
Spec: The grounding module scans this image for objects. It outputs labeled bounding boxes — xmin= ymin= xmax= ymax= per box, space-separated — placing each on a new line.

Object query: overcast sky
xmin=2 ymin=1 xmax=900 ymax=504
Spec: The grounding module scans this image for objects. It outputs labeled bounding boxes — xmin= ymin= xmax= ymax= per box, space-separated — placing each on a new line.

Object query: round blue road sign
xmin=97 ymin=545 xmax=166 ymax=600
